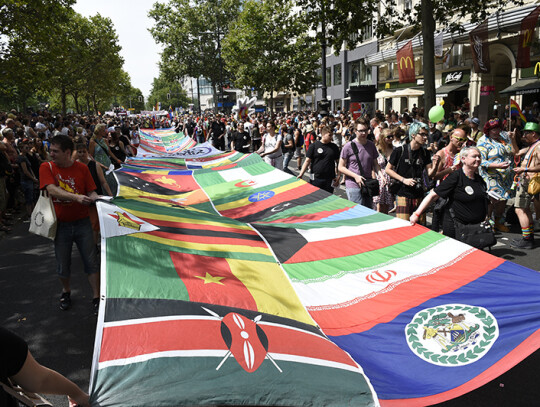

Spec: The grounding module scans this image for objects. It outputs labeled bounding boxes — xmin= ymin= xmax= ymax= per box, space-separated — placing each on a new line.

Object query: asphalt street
xmin=1 ymin=177 xmax=539 ymax=406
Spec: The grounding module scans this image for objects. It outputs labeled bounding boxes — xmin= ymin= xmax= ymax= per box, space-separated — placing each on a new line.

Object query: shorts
xmin=396 ymin=195 xmax=425 ymax=223
xmin=54 ymin=217 xmax=98 ymax=278
xmin=293 ymin=147 xmax=303 ymax=158
xmin=515 ymin=180 xmax=532 ymax=209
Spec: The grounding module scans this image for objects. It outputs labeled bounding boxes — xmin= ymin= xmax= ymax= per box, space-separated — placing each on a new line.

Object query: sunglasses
xmin=453 ymin=137 xmax=467 ymax=142
xmin=385 ymin=135 xmax=393 ymax=139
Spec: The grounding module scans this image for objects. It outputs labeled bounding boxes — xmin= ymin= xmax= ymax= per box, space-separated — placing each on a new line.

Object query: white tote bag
xmin=29 ymin=174 xmax=57 ymax=240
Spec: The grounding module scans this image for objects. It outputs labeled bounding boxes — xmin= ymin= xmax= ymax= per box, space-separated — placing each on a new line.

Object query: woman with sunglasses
xmin=373 ymin=128 xmax=395 ymax=214
xmin=476 ymin=118 xmax=519 ymax=232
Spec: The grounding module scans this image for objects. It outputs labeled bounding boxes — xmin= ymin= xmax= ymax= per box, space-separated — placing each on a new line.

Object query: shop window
xmin=349 ymin=62 xmax=360 ymax=86
xmin=334 ymin=100 xmax=342 ymax=111
xmin=451 ymin=44 xmax=463 ymax=67
xmin=326 ymin=67 xmax=332 ymax=87
xmin=334 ymin=64 xmax=342 ymax=86
xmin=415 ymin=56 xmax=423 ymax=76
xmin=348 ymin=60 xmax=372 ymax=86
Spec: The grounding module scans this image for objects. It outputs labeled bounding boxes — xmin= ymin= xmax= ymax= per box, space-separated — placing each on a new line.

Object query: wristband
xmin=413 ymin=212 xmax=421 ymax=217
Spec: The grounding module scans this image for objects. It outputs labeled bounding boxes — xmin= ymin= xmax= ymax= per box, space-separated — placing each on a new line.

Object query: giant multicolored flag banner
xmin=90 ymin=129 xmax=540 ymax=406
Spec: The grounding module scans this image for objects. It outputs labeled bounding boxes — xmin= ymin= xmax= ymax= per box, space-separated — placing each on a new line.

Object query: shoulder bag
xmin=29 ymin=163 xmax=57 ymax=240
xmin=448 ymin=172 xmax=495 ymax=250
xmin=350 ymin=141 xmax=379 ymax=197
xmin=525 ymin=142 xmax=540 ymax=195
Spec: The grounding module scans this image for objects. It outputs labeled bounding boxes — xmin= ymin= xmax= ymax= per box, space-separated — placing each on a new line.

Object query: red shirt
xmin=39 ymin=161 xmax=97 ymax=222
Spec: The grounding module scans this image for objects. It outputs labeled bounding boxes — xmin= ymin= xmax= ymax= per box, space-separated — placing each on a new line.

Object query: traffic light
xmin=167 ymin=93 xmax=171 ymax=100
xmin=138 ymin=95 xmax=143 ymax=102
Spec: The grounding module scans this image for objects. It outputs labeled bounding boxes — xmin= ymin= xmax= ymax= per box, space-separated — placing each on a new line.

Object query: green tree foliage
xmin=293 ymin=0 xmax=522 ymax=109
xmin=149 ymin=0 xmax=242 ymax=109
xmin=0 ymin=2 xmax=133 ymax=114
xmin=147 ymin=76 xmax=191 ymax=110
xmin=0 ymin=0 xmax=75 ymax=110
xmin=222 ymin=0 xmax=319 ymax=113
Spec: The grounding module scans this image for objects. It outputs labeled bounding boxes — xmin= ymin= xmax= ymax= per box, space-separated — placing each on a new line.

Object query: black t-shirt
xmin=434 ymin=169 xmax=488 ymax=224
xmin=16 ymin=154 xmax=33 ymax=181
xmin=429 ymin=129 xmax=442 ymax=144
xmin=231 ymin=131 xmax=251 ymax=153
xmin=1 ymin=327 xmax=28 ymax=406
xmin=184 ymin=122 xmax=196 ymax=137
xmin=389 ymin=144 xmax=430 ymax=198
xmin=306 ymin=140 xmax=340 ymax=179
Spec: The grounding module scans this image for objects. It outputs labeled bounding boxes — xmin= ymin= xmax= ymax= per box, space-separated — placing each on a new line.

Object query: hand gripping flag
xmin=90 ymin=128 xmax=540 ymax=406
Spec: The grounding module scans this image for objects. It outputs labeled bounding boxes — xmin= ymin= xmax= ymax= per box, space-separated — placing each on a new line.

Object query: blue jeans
xmin=54 ymin=217 xmax=98 ymax=278
xmin=282 ymin=151 xmax=294 ymax=174
xmin=346 ymin=187 xmax=373 ymax=208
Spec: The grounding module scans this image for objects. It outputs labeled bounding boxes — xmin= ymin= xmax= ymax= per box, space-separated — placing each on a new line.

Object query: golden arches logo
xmin=399 ymin=56 xmax=413 ymax=70
xmin=534 ymin=62 xmax=540 ymax=77
xmin=522 ymin=29 xmax=534 ymax=48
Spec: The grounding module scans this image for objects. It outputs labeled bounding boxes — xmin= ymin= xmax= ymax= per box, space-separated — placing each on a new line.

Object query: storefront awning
xmin=375 ymin=90 xmax=398 ymax=98
xmin=394 ymin=88 xmax=424 ymax=97
xmin=436 ymin=82 xmax=468 ymax=97
xmin=500 ymin=78 xmax=540 ymax=95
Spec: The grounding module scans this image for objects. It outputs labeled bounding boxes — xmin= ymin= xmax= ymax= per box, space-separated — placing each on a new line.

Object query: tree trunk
xmin=72 ymin=91 xmax=80 ymax=114
xmin=422 ymin=0 xmax=436 ymax=113
xmin=61 ymin=86 xmax=67 ymax=116
xmin=213 ymin=83 xmax=218 ymax=113
xmin=86 ymin=95 xmax=91 ymax=114
xmin=92 ymin=94 xmax=98 ymax=114
xmin=270 ymin=87 xmax=275 ymax=117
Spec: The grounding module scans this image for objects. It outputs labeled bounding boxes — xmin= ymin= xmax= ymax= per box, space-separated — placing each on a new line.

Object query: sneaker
xmin=510 ymin=238 xmax=534 ymax=250
xmin=92 ymin=298 xmax=100 ymax=316
xmin=60 ymin=292 xmax=71 ymax=310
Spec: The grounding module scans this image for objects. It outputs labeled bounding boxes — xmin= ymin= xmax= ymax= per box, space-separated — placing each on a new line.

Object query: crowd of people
xmin=1 ymin=102 xmax=540 ymax=404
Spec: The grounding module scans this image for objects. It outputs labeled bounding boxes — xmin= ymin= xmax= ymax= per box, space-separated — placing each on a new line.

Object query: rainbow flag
xmin=510 ymin=98 xmax=527 ymax=123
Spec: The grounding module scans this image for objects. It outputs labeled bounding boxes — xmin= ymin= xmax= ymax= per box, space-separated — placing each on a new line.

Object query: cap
xmin=523 ymin=122 xmax=540 ymax=133
xmin=471 ymin=117 xmax=480 ymax=125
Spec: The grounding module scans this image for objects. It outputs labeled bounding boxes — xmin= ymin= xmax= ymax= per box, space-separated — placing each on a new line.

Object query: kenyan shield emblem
xmin=405 ymin=304 xmax=499 ymax=366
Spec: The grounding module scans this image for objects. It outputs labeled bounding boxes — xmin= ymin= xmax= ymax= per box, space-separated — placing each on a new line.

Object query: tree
xmin=149 ymin=0 xmax=242 ymax=111
xmin=147 ymin=76 xmax=191 ymax=111
xmin=293 ymin=0 xmax=521 ymax=111
xmin=0 ymin=0 xmax=76 ymax=110
xmin=222 ymin=0 xmax=319 ymax=114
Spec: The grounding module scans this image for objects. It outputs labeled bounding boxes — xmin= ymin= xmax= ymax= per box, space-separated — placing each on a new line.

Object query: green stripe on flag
xmin=105 ymin=236 xmax=189 ymax=300
xmin=92 ymin=356 xmax=375 ymax=407
xmin=261 ymin=211 xmax=391 ymax=229
xmin=284 ymin=232 xmax=448 ymax=282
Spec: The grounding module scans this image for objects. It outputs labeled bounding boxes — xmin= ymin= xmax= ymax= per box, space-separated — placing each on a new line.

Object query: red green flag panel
xmin=91 ymin=129 xmax=540 ymax=406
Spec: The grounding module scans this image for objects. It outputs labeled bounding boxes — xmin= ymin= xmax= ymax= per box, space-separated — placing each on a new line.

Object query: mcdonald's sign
xmin=399 ymin=56 xmax=413 ymax=70
xmin=396 ymin=40 xmax=415 ymax=84
xmin=535 ymin=62 xmax=540 ymax=78
xmin=517 ymin=5 xmax=540 ymax=68
xmin=522 ymin=29 xmax=534 ymax=48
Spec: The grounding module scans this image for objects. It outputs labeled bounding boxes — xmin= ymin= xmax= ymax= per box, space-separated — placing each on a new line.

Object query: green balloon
xmin=429 ymin=105 xmax=445 ymax=123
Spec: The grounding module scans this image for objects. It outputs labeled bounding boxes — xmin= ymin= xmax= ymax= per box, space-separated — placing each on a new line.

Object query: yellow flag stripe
xmin=215 ymin=179 xmax=304 ymax=211
xmin=133 ymin=232 xmax=271 ymax=256
xmin=124 ymin=207 xmax=254 ymax=231
xmin=226 ymin=258 xmax=314 ymax=326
